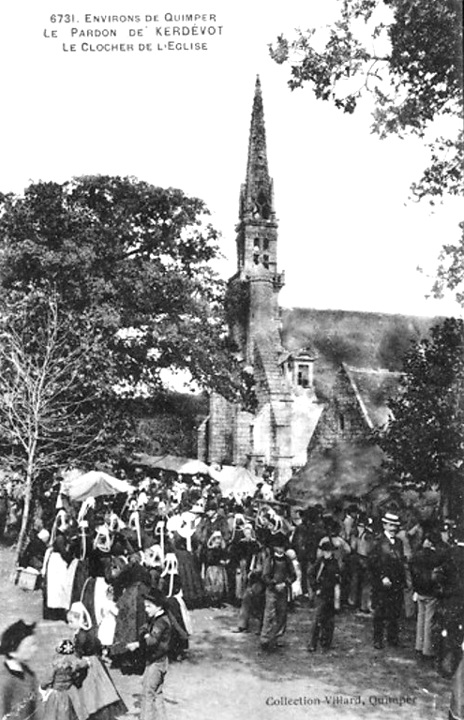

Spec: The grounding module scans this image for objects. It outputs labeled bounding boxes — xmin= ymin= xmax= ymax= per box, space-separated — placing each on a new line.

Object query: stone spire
xmin=240 ymin=75 xmax=275 ymax=223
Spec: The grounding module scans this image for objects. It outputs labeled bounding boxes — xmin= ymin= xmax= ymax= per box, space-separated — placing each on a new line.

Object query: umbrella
xmin=61 ymin=470 xmax=133 ymax=502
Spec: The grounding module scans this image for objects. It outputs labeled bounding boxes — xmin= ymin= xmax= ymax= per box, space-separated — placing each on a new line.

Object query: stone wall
xmin=206 ymin=392 xmax=236 ymax=465
xmin=308 ymin=368 xmax=370 ymax=453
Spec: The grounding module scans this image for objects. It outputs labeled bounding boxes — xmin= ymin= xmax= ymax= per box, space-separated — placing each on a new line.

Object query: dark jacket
xmin=262 ymin=552 xmax=296 ymax=590
xmin=74 ymin=628 xmax=102 ymax=658
xmin=369 ymin=534 xmax=406 ymax=593
xmin=311 ymin=557 xmax=340 ymax=600
xmin=410 ymin=546 xmax=443 ymax=596
xmin=139 ymin=612 xmax=172 ymax=664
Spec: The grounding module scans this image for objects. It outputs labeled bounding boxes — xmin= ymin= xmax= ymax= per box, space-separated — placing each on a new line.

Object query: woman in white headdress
xmin=171 ymin=508 xmax=206 ymax=609
xmin=159 ymin=552 xmax=191 ymax=660
xmin=66 ymin=601 xmax=127 ymax=719
xmin=43 ymin=511 xmax=79 ymax=621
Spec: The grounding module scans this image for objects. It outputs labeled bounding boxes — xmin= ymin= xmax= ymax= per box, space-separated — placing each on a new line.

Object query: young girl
xmin=66 ymin=601 xmax=127 ymax=720
xmin=203 ymin=531 xmax=229 ymax=607
xmin=41 ymin=639 xmax=89 ymax=720
xmin=97 ymin=585 xmax=119 ymax=653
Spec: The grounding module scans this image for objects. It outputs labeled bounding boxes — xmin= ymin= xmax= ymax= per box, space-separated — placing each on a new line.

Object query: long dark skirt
xmin=175 ymin=549 xmax=206 ymax=609
xmin=204 ymin=565 xmax=228 ymax=606
xmin=165 ymin=597 xmax=189 ymax=660
xmin=110 ymin=581 xmax=149 ymax=675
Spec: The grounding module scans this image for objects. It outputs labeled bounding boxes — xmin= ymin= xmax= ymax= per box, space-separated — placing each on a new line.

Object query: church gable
xmin=343 ymin=366 xmax=402 ymax=430
xmin=309 ymin=364 xmax=374 ymax=452
xmin=308 ymin=363 xmax=401 ymax=454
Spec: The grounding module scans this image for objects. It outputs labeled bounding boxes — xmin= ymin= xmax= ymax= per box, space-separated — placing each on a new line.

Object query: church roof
xmin=280 ymin=307 xmax=438 ymax=400
xmin=254 ymin=334 xmax=291 ymax=401
xmin=292 ymin=396 xmax=324 ymax=464
xmin=342 ymin=364 xmax=403 ymax=430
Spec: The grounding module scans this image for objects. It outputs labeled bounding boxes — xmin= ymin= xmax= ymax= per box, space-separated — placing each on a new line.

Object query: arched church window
xmin=263 ymin=239 xmax=270 ymax=251
xmin=339 ymin=413 xmax=345 ymax=431
xmin=263 ymin=255 xmax=269 ymax=269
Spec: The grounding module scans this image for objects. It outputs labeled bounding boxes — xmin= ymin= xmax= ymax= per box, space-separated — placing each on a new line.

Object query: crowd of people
xmin=2 ymin=466 xmax=463 ymax=719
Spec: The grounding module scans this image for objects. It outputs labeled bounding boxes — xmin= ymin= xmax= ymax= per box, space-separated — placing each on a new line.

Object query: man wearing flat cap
xmin=369 ymin=511 xmax=407 ymax=649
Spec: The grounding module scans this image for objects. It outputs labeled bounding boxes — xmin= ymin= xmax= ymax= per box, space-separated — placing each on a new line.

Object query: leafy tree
xmin=270 ymin=0 xmax=463 ymax=301
xmin=0 ymin=176 xmax=243 ymax=401
xmin=377 ymin=318 xmax=464 ymax=522
xmin=0 ymin=176 xmax=252 ymax=545
xmin=429 ymin=227 xmax=464 ymax=308
xmin=270 ymin=0 xmax=462 ymax=137
xmin=269 ymin=1 xmax=462 ymax=193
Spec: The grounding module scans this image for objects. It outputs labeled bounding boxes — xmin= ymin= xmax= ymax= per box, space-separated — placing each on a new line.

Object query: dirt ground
xmin=0 ymin=545 xmax=451 ymax=720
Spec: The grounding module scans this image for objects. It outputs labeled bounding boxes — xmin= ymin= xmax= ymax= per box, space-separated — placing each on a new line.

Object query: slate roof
xmin=342 ymin=364 xmax=403 ymax=430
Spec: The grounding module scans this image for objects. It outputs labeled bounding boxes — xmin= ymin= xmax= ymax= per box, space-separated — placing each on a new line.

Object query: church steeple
xmin=236 ymin=76 xmax=279 ymax=276
xmin=227 ymin=77 xmax=284 ymax=365
xmin=241 ymin=76 xmax=275 ymax=224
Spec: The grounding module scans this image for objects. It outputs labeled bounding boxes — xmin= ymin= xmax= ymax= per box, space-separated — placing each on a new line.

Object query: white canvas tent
xmin=214 ymin=466 xmax=259 ymax=497
xmin=60 ymin=470 xmax=133 ymax=502
xmin=133 ymin=453 xmax=213 ymax=477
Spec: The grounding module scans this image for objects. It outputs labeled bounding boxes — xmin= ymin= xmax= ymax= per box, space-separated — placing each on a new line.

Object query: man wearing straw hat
xmin=369 ymin=511 xmax=407 ymax=650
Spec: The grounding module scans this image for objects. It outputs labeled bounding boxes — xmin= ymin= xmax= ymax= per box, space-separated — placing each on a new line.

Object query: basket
xmin=17 ymin=567 xmax=40 ymax=591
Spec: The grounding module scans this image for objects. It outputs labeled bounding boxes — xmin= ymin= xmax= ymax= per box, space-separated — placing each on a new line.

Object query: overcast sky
xmin=0 ymin=0 xmax=461 ymax=318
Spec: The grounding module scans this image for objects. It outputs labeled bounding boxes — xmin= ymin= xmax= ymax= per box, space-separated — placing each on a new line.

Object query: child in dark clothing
xmin=308 ymin=541 xmax=340 ymax=652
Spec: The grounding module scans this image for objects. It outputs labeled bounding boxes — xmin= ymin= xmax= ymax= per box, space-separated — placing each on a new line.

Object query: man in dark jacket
xmin=292 ymin=507 xmax=325 ymax=601
xmin=307 ymin=541 xmax=340 ymax=652
xmin=259 ymin=533 xmax=296 ymax=650
xmin=127 ymin=588 xmax=172 ymax=720
xmin=410 ymin=526 xmax=444 ymax=661
xmin=232 ymin=543 xmax=268 ymax=634
xmin=369 ymin=512 xmax=406 ymax=649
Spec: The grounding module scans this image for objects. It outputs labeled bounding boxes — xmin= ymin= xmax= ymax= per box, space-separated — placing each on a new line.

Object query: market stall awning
xmin=132 ymin=453 xmax=213 ymax=476
xmin=214 ymin=465 xmax=259 ymax=497
xmin=61 ymin=470 xmax=134 ymax=502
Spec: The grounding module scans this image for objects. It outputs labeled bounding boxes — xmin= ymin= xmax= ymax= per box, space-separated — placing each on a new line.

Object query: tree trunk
xmin=15 ymin=467 xmax=33 ymax=564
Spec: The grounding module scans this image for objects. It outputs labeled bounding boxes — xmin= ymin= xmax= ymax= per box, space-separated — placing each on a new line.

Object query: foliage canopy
xmin=270 ymin=0 xmax=463 ymax=302
xmin=378 ymin=318 xmax=464 ymax=521
xmin=0 ymin=176 xmax=242 ymax=401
